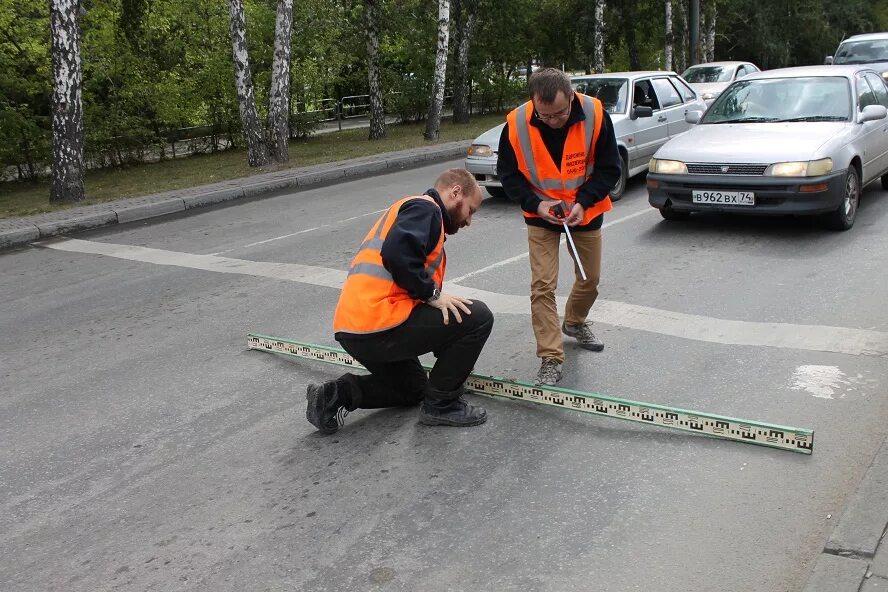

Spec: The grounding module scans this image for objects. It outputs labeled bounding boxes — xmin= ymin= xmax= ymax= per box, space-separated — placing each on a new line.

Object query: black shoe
xmin=306 ymin=380 xmax=349 ymax=434
xmin=419 ymin=396 xmax=487 ymax=427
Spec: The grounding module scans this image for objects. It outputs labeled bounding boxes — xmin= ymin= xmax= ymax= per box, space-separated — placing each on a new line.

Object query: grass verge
xmin=0 ymin=114 xmax=506 ymax=219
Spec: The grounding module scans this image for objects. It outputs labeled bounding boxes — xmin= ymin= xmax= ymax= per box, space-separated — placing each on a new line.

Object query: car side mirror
xmin=685 ymin=110 xmax=702 ymax=124
xmin=824 ymin=55 xmax=833 ymax=65
xmin=632 ymin=105 xmax=653 ymax=120
xmin=859 ymin=104 xmax=888 ymax=123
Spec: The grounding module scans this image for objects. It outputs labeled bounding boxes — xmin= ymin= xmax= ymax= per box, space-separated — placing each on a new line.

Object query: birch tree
xmin=49 ymin=0 xmax=84 ymax=203
xmin=702 ymin=0 xmax=716 ymax=62
xmin=363 ymin=0 xmax=385 ymax=139
xmin=593 ymin=0 xmax=605 ymax=73
xmin=451 ymin=0 xmax=478 ymax=124
xmin=227 ymin=0 xmax=268 ymax=167
xmin=424 ymin=0 xmax=450 ymax=141
xmin=673 ymin=0 xmax=687 ymax=73
xmin=268 ymin=0 xmax=294 ymax=163
xmin=664 ymin=0 xmax=673 ymax=71
xmin=623 ymin=0 xmax=640 ymax=70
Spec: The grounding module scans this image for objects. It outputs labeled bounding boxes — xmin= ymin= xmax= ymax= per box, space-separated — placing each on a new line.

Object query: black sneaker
xmin=562 ymin=321 xmax=605 ymax=351
xmin=306 ymin=380 xmax=349 ymax=434
xmin=419 ymin=397 xmax=487 ymax=427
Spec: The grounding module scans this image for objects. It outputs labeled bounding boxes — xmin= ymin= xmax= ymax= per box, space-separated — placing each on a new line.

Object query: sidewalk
xmin=0 ymin=140 xmax=469 ymax=250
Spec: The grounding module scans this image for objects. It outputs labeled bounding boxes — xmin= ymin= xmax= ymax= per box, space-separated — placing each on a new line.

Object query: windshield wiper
xmin=776 ymin=116 xmax=847 ymax=122
xmin=710 ymin=117 xmax=780 ymax=123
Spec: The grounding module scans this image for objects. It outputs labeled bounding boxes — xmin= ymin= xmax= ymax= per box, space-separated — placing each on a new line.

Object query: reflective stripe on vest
xmin=507 ymin=92 xmax=613 ymax=225
xmin=333 ymin=195 xmax=446 ymax=334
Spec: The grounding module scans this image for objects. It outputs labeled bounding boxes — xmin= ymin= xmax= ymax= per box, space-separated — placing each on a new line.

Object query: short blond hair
xmin=434 ymin=168 xmax=480 ymax=194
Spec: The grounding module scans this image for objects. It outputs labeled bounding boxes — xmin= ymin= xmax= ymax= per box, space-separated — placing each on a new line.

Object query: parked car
xmin=681 ymin=61 xmax=761 ymax=104
xmin=647 ymin=65 xmax=888 ymax=230
xmin=464 ymin=71 xmax=707 ymax=201
xmin=826 ymin=32 xmax=888 ymax=79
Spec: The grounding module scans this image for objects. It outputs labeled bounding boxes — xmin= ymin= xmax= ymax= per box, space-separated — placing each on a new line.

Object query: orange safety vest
xmin=507 ymin=92 xmax=613 ymax=225
xmin=333 ymin=195 xmax=446 ymax=334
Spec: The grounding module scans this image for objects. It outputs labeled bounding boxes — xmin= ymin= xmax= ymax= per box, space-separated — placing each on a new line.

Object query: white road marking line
xmin=38 ymin=238 xmax=888 ymax=358
xmin=448 ymin=206 xmax=656 ymax=284
xmin=210 ymin=208 xmax=388 ymax=255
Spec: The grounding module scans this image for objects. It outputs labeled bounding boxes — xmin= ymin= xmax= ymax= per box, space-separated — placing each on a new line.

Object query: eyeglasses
xmin=535 ymin=103 xmax=571 ymax=121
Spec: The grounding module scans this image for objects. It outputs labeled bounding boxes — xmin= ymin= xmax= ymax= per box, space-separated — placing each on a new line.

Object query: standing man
xmin=305 ymin=168 xmax=494 ymax=434
xmin=497 ymin=68 xmax=621 ymax=386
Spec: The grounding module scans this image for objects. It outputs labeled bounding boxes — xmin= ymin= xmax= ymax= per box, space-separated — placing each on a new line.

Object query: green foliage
xmin=0 ymin=0 xmax=51 ymax=180
xmin=5 ymin=0 xmax=888 ymax=182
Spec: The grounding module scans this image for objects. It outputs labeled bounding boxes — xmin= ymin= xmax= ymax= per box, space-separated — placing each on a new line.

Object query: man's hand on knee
xmin=428 ymin=293 xmax=473 ymax=325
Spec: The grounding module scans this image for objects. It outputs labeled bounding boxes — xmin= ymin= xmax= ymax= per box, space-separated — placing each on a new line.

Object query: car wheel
xmin=610 ymin=154 xmax=628 ymax=202
xmin=485 ymin=187 xmax=506 ymax=199
xmin=659 ymin=206 xmax=690 ymax=221
xmin=823 ymin=167 xmax=860 ymax=230
xmin=882 ymin=172 xmax=888 ymax=191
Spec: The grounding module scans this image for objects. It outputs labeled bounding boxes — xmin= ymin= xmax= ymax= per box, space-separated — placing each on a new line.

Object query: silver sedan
xmin=682 ymin=60 xmax=761 ymax=105
xmin=647 ymin=65 xmax=888 ymax=230
xmin=464 ymin=71 xmax=707 ymax=201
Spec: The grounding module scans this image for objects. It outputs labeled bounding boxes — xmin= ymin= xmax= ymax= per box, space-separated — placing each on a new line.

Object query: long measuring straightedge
xmin=248 ymin=333 xmax=813 ymax=454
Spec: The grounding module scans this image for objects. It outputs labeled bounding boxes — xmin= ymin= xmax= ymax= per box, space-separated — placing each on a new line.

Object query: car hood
xmin=835 ymin=60 xmax=888 ymax=75
xmin=689 ymin=82 xmax=729 ymax=95
xmin=470 ymin=123 xmax=506 ymax=150
xmin=655 ymin=122 xmax=850 ymax=162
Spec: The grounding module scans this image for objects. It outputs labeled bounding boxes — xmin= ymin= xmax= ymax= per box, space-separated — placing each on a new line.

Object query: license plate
xmin=692 ymin=190 xmax=755 ymax=205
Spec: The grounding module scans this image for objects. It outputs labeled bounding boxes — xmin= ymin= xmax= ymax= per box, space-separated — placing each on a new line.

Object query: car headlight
xmin=882 ymin=71 xmax=888 ymax=81
xmin=467 ymin=144 xmax=493 ymax=157
xmin=701 ymin=92 xmax=717 ymax=100
xmin=766 ymin=158 xmax=833 ymax=177
xmin=649 ymin=158 xmax=688 ymax=174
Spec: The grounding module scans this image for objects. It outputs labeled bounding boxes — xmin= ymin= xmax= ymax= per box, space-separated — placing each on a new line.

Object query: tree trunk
xmin=451 ymin=0 xmax=478 ymax=124
xmin=268 ymin=0 xmax=293 ymax=163
xmin=703 ymin=0 xmax=716 ymax=62
xmin=674 ymin=0 xmax=687 ymax=73
xmin=49 ymin=0 xmax=85 ymax=203
xmin=363 ymin=0 xmax=385 ymax=139
xmin=664 ymin=0 xmax=673 ymax=71
xmin=593 ymin=0 xmax=605 ymax=73
xmin=624 ymin=0 xmax=640 ymax=70
xmin=424 ymin=0 xmax=450 ymax=141
xmin=227 ymin=0 xmax=268 ymax=167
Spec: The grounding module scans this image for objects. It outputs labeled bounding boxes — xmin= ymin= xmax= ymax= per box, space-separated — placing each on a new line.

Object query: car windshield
xmin=834 ymin=39 xmax=888 ymax=65
xmin=702 ymin=77 xmax=851 ymax=123
xmin=682 ymin=65 xmax=733 ymax=83
xmin=572 ymin=78 xmax=629 ymax=114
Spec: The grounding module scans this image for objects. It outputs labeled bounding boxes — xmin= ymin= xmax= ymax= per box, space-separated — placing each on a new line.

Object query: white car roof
xmin=685 ymin=61 xmax=753 ymax=68
xmin=571 ymin=71 xmax=678 ymax=81
xmin=842 ymin=32 xmax=888 ymax=42
xmin=744 ymin=64 xmax=876 ymax=80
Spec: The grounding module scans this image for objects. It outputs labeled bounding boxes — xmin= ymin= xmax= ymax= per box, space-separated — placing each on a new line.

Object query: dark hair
xmin=528 ymin=68 xmax=573 ymax=103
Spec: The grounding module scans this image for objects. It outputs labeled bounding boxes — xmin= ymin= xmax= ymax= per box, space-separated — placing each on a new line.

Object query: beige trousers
xmin=527 ymin=225 xmax=602 ymax=362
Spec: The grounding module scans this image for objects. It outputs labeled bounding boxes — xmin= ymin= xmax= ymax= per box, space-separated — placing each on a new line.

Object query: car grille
xmin=686 ymin=163 xmax=768 ymax=176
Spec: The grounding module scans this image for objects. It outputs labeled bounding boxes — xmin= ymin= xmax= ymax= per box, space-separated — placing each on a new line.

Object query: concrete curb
xmin=802 ymin=554 xmax=868 ymax=592
xmin=1 ymin=141 xmax=468 ymax=251
xmin=804 ymin=435 xmax=888 ymax=590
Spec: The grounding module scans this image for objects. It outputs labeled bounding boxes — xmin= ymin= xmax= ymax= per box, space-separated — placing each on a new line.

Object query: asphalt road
xmin=2 ymin=160 xmax=887 ymax=591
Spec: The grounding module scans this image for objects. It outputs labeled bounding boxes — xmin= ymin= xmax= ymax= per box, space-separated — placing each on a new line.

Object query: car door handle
xmin=657 ymin=116 xmax=667 ymax=122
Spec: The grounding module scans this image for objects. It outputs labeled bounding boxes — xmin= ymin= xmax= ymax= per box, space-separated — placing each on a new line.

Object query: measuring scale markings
xmin=248 ymin=333 xmax=814 ymax=454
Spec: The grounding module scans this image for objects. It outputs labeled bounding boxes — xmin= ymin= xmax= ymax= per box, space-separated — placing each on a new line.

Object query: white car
xmin=464 ymin=71 xmax=707 ymax=201
xmin=827 ymin=32 xmax=888 ymax=80
xmin=682 ymin=61 xmax=761 ymax=104
xmin=647 ymin=65 xmax=888 ymax=230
